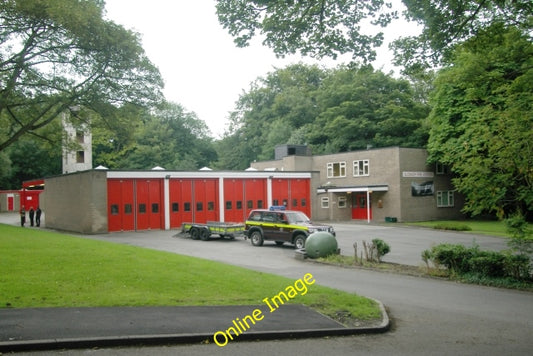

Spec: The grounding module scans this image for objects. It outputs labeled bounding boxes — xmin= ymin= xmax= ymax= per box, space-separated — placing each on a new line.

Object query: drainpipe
xmin=367 ymin=189 xmax=371 ymax=224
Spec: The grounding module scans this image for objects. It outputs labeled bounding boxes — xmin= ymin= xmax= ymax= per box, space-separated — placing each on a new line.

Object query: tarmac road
xmin=4 ymin=217 xmax=532 ymax=355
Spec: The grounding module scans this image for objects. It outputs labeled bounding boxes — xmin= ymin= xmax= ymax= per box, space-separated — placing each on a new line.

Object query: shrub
xmin=433 ymin=224 xmax=472 ymax=231
xmin=430 ymin=243 xmax=478 ymax=275
xmin=372 ymin=238 xmax=390 ymax=261
xmin=503 ymin=254 xmax=531 ymax=280
xmin=468 ymin=251 xmax=506 ymax=278
xmin=425 ymin=243 xmax=532 ymax=282
xmin=505 ymin=211 xmax=533 ymax=256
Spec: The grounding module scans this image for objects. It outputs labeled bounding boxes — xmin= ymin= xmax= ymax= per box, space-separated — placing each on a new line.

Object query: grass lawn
xmin=0 ymin=224 xmax=380 ymax=323
xmin=406 ymin=220 xmax=532 ymax=237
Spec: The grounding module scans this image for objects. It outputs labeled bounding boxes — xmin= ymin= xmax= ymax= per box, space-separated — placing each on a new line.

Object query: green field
xmin=0 ymin=224 xmax=380 ymax=322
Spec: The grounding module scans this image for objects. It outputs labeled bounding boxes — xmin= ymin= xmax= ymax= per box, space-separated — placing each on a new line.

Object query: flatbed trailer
xmin=180 ymin=221 xmax=245 ymax=241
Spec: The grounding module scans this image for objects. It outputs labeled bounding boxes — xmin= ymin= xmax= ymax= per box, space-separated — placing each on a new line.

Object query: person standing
xmin=29 ymin=207 xmax=35 ymax=227
xmin=36 ymin=206 xmax=42 ymax=227
xmin=20 ymin=207 xmax=26 ymax=227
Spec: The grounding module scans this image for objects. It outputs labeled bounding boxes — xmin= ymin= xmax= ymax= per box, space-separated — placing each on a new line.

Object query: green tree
xmin=427 ymin=25 xmax=533 ymax=218
xmin=224 ymin=64 xmax=326 ymax=163
xmin=216 ymin=0 xmax=397 ymax=60
xmin=118 ymin=102 xmax=217 ymax=170
xmin=216 ymin=64 xmax=429 ymax=167
xmin=393 ymin=0 xmax=533 ymax=71
xmin=92 ymin=103 xmax=148 ymax=169
xmin=308 ymin=65 xmax=429 ymax=153
xmin=0 ymin=0 xmax=163 ymax=152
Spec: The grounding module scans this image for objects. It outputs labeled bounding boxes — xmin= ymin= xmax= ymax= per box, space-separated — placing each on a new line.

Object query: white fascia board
xmin=317 ymin=185 xmax=389 ymax=193
xmin=106 ymin=170 xmax=312 ymax=180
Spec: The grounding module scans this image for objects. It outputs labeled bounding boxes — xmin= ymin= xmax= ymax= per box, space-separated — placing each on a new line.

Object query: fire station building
xmin=37 ymin=145 xmax=464 ymax=234
xmin=250 ymin=145 xmax=465 ymax=224
xmin=40 ymin=169 xmax=317 ymax=234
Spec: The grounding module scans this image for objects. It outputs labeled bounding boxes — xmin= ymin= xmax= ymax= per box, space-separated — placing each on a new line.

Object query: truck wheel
xmin=250 ymin=230 xmax=263 ymax=246
xmin=190 ymin=227 xmax=199 ymax=240
xmin=293 ymin=235 xmax=306 ymax=249
xmin=200 ymin=227 xmax=210 ymax=241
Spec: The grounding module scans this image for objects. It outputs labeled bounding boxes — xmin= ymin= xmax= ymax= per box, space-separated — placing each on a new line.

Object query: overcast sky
xmin=104 ymin=1 xmax=419 ymax=137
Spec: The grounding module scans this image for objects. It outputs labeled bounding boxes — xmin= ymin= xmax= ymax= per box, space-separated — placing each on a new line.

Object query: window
xmin=172 ymin=203 xmax=179 ymax=212
xmin=437 ymin=191 xmax=454 ymax=207
xmin=321 ymin=197 xmax=329 ymax=208
xmin=226 ymin=201 xmax=232 ymax=210
xmin=236 ymin=201 xmax=242 ymax=210
xmin=208 ymin=201 xmax=214 ymax=211
xmin=111 ymin=204 xmax=119 ymax=215
xmin=292 ymin=199 xmax=298 ymax=207
xmin=353 ymin=160 xmax=370 ymax=176
xmin=249 ymin=211 xmax=262 ymax=221
xmin=76 ymin=130 xmax=84 ymax=143
xmin=301 ymin=198 xmax=306 ymax=207
xmin=273 ymin=199 xmax=279 ymax=206
xmin=338 ymin=196 xmax=347 ymax=208
xmin=247 ymin=200 xmax=253 ymax=209
xmin=138 ymin=203 xmax=146 ymax=213
xmin=76 ymin=151 xmax=85 ymax=163
xmin=184 ymin=202 xmax=191 ymax=212
xmin=125 ymin=204 xmax=132 ymax=214
xmin=152 ymin=203 xmax=159 ymax=213
xmin=436 ymin=163 xmax=449 ymax=175
xmin=327 ymin=162 xmax=346 ymax=178
xmin=196 ymin=202 xmax=203 ymax=211
xmin=257 ymin=200 xmax=264 ymax=209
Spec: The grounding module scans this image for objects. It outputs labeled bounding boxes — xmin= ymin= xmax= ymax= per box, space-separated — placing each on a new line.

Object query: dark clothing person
xmin=36 ymin=207 xmax=42 ymax=227
xmin=20 ymin=207 xmax=26 ymax=227
xmin=29 ymin=208 xmax=35 ymax=227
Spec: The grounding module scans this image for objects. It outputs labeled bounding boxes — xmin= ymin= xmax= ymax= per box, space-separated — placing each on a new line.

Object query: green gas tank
xmin=304 ymin=232 xmax=338 ymax=258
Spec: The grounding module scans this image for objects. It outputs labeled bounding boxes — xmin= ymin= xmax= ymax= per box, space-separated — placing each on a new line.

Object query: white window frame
xmin=353 ymin=159 xmax=370 ymax=177
xmin=436 ymin=162 xmax=449 ymax=175
xmin=327 ymin=161 xmax=346 ymax=178
xmin=338 ymin=196 xmax=347 ymax=208
xmin=321 ymin=197 xmax=330 ymax=208
xmin=437 ymin=191 xmax=454 ymax=207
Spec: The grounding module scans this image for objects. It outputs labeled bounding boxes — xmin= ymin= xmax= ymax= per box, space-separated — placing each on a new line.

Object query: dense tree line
xmin=214 ymin=63 xmax=430 ymax=170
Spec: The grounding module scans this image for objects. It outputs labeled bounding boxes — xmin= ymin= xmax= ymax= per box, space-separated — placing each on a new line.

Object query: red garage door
xmin=243 ymin=179 xmax=267 ymax=218
xmin=194 ymin=179 xmax=219 ymax=223
xmin=108 ymin=179 xmax=135 ymax=232
xmin=169 ymin=179 xmax=188 ymax=229
xmin=288 ymin=178 xmax=311 ymax=217
xmin=136 ymin=179 xmax=163 ymax=230
xmin=271 ymin=178 xmax=311 ymax=216
xmin=224 ymin=178 xmax=244 ymax=223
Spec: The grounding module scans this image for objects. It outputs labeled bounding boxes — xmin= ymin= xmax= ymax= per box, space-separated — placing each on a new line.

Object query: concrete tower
xmin=62 ymin=110 xmax=92 ymax=174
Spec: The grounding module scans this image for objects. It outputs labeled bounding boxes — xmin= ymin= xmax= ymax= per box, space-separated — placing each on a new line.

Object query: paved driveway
xmin=2 ymin=215 xmax=531 ymax=355
xmin=331 ymin=222 xmax=508 ymax=266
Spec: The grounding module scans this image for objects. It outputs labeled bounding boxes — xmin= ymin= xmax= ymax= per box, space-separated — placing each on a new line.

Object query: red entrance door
xmin=351 ymin=193 xmax=372 ymax=220
xmin=7 ymin=195 xmax=14 ymax=211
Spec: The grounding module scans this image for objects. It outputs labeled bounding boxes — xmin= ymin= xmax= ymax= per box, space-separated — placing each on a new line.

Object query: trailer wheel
xmin=200 ymin=227 xmax=210 ymax=241
xmin=190 ymin=227 xmax=199 ymax=240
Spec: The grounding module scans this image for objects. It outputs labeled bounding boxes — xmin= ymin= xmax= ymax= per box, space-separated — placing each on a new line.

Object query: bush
xmin=504 ymin=254 xmax=531 ymax=280
xmin=425 ymin=243 xmax=532 ymax=282
xmin=372 ymin=238 xmax=390 ymax=260
xmin=468 ymin=251 xmax=506 ymax=278
xmin=505 ymin=211 xmax=533 ymax=256
xmin=433 ymin=224 xmax=472 ymax=231
xmin=430 ymin=243 xmax=478 ymax=275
